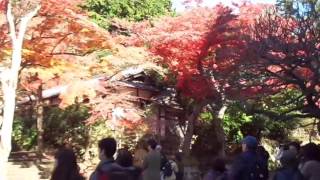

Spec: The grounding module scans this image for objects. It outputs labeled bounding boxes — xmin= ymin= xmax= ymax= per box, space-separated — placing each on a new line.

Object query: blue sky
xmin=172 ymin=0 xmax=276 ymax=12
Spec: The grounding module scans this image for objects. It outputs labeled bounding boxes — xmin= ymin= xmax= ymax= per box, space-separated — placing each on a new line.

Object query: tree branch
xmin=251 ymin=108 xmax=315 ymax=121
xmin=6 ymin=2 xmax=16 ymax=41
xmin=10 ymin=4 xmax=41 ymax=73
xmin=51 ymin=51 xmax=94 ymax=57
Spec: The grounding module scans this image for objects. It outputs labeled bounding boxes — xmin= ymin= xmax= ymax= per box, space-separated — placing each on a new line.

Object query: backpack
xmin=247 ymin=158 xmax=268 ymax=180
xmin=162 ymin=161 xmax=173 ymax=177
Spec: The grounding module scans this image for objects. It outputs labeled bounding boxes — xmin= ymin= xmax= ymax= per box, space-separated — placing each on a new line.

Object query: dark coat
xmin=228 ymin=151 xmax=268 ymax=180
xmin=89 ymin=159 xmax=123 ymax=180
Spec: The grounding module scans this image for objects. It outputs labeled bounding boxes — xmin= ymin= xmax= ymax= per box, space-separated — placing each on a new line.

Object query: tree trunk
xmin=0 ymin=3 xmax=40 ymax=179
xmin=214 ymin=105 xmax=227 ymax=157
xmin=182 ymin=116 xmax=194 ymax=156
xmin=0 ymin=78 xmax=17 ymax=179
xmin=182 ymin=103 xmax=204 ymax=156
xmin=36 ymin=84 xmax=44 ymax=154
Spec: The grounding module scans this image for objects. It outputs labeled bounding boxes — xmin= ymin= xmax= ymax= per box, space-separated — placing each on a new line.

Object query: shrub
xmin=12 ymin=116 xmax=37 ymax=151
xmin=43 ymin=104 xmax=90 ymax=157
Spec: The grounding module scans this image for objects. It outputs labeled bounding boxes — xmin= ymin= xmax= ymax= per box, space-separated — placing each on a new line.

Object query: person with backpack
xmin=143 ymin=139 xmax=161 ymax=180
xmin=228 ymin=135 xmax=269 ymax=180
xmin=157 ymin=145 xmax=167 ymax=173
xmin=162 ymin=155 xmax=178 ymax=180
xmin=273 ymin=150 xmax=303 ymax=180
xmin=174 ymin=153 xmax=184 ymax=180
xmin=90 ymin=137 xmax=124 ymax=180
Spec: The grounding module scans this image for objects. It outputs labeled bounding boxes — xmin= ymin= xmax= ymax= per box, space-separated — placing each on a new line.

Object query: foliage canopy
xmin=82 ymin=0 xmax=173 ymax=22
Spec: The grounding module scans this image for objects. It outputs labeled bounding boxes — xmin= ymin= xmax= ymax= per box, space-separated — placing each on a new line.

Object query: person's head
xmin=300 ymin=143 xmax=320 ymax=162
xmin=51 ymin=148 xmax=82 ymax=180
xmin=98 ymin=137 xmax=117 ymax=160
xmin=241 ymin=136 xmax=258 ymax=152
xmin=147 ymin=139 xmax=157 ymax=151
xmin=167 ymin=154 xmax=175 ymax=160
xmin=210 ymin=157 xmax=226 ymax=173
xmin=280 ymin=150 xmax=297 ymax=167
xmin=288 ymin=142 xmax=300 ymax=155
xmin=116 ymin=148 xmax=133 ymax=167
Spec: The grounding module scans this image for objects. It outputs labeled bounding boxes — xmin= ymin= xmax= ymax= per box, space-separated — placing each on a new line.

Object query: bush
xmin=82 ymin=0 xmax=173 ymax=22
xmin=82 ymin=121 xmax=114 ymax=165
xmin=82 ymin=119 xmax=149 ymax=168
xmin=12 ymin=116 xmax=37 ymax=151
xmin=43 ymin=104 xmax=90 ymax=157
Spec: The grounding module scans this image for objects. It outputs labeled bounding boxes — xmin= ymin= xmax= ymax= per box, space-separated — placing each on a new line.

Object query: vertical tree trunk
xmin=182 ymin=103 xmax=204 ymax=156
xmin=0 ymin=3 xmax=40 ymax=179
xmin=182 ymin=116 xmax=194 ymax=156
xmin=0 ymin=78 xmax=17 ymax=179
xmin=36 ymin=84 xmax=44 ymax=154
xmin=215 ymin=105 xmax=227 ymax=157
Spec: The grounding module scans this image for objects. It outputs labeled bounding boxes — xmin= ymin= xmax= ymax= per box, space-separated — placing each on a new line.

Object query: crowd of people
xmin=50 ymin=137 xmax=183 ymax=180
xmin=49 ymin=136 xmax=320 ymax=180
xmin=203 ymin=136 xmax=320 ymax=180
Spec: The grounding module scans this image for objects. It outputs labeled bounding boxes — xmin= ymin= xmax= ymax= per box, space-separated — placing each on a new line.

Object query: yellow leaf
xmin=22 ymin=49 xmax=35 ymax=55
xmin=80 ymin=28 xmax=90 ymax=33
xmin=1 ymin=49 xmax=12 ymax=55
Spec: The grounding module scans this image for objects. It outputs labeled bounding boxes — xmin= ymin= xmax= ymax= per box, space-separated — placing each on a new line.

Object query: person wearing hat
xmin=228 ymin=136 xmax=268 ymax=180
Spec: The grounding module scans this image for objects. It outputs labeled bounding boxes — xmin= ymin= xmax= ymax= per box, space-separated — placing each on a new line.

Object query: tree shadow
xmin=9 ymin=151 xmax=54 ymax=179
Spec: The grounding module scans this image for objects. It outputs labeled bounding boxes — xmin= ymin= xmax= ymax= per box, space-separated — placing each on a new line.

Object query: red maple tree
xmin=128 ymin=3 xmax=267 ymax=154
xmin=1 ymin=0 xmax=116 ymax=103
xmin=130 ymin=4 xmax=266 ymax=101
xmin=2 ymin=0 xmax=161 ymax=126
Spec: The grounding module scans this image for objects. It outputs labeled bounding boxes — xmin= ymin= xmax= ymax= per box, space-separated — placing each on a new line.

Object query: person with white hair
xmin=156 ymin=145 xmax=162 ymax=152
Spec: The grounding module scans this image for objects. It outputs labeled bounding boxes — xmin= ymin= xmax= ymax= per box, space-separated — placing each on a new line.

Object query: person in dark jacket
xmin=273 ymin=150 xmax=303 ymax=180
xmin=51 ymin=148 xmax=85 ymax=180
xmin=228 ymin=136 xmax=268 ymax=180
xmin=116 ymin=148 xmax=142 ymax=180
xmin=143 ymin=139 xmax=161 ymax=180
xmin=298 ymin=143 xmax=320 ymax=180
xmin=288 ymin=142 xmax=300 ymax=156
xmin=90 ymin=137 xmax=123 ymax=180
